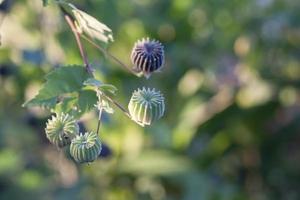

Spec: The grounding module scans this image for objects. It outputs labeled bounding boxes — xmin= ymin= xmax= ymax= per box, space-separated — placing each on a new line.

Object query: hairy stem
xmin=102 ymin=93 xmax=131 ymax=119
xmin=96 ymin=108 xmax=102 ymax=135
xmin=64 ymin=14 xmax=93 ymax=75
xmin=81 ymin=35 xmax=139 ymax=76
xmin=59 ymin=5 xmax=131 ymax=121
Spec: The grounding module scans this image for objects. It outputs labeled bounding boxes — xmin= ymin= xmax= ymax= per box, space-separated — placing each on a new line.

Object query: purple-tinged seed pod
xmin=131 ymin=38 xmax=164 ymax=78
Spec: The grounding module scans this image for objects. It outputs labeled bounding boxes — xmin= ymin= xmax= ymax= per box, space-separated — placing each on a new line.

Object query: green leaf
xmin=83 ymin=78 xmax=102 ymax=87
xmin=100 ymin=99 xmax=114 ymax=114
xmin=70 ymin=4 xmax=114 ymax=44
xmin=53 ymin=96 xmax=78 ymax=114
xmin=53 ymin=90 xmax=97 ymax=118
xmin=23 ymin=65 xmax=91 ymax=108
xmin=94 ymin=91 xmax=114 ymax=114
xmin=99 ymin=84 xmax=118 ymax=95
xmin=25 ymin=97 xmax=57 ymax=109
xmin=77 ymin=90 xmax=98 ymax=115
xmin=84 ymin=78 xmax=117 ymax=94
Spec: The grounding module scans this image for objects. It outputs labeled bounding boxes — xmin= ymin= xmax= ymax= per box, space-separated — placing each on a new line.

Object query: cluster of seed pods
xmin=45 ymin=38 xmax=166 ymax=164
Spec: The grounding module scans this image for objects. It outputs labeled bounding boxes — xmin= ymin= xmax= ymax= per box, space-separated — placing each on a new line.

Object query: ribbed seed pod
xmin=128 ymin=87 xmax=165 ymax=126
xmin=45 ymin=113 xmax=79 ymax=148
xmin=131 ymin=38 xmax=164 ymax=78
xmin=70 ymin=132 xmax=102 ymax=163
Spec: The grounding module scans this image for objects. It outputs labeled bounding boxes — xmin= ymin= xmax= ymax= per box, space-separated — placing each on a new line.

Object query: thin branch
xmin=102 ymin=93 xmax=131 ymax=119
xmin=59 ymin=5 xmax=132 ymax=123
xmin=63 ymin=14 xmax=93 ymax=75
xmin=96 ymin=108 xmax=102 ymax=135
xmin=80 ymin=35 xmax=139 ymax=76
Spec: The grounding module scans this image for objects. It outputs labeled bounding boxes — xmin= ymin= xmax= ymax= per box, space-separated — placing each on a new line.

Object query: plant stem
xmin=80 ymin=35 xmax=139 ymax=76
xmin=102 ymin=93 xmax=131 ymax=119
xmin=60 ymin=5 xmax=131 ymax=121
xmin=64 ymin=14 xmax=93 ymax=75
xmin=96 ymin=108 xmax=102 ymax=135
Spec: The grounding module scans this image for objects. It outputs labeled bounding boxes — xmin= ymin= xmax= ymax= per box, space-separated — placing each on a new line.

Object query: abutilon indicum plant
xmin=22 ymin=0 xmax=166 ymax=164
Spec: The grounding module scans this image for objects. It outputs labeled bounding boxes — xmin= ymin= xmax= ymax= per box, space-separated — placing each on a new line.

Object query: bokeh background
xmin=0 ymin=0 xmax=300 ymax=199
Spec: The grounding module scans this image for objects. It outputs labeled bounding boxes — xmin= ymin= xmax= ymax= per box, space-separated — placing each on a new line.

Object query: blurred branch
xmin=193 ymin=87 xmax=234 ymax=127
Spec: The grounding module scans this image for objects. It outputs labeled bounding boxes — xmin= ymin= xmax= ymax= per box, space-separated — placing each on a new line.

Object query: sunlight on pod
xmin=45 ymin=113 xmax=79 ymax=148
xmin=128 ymin=87 xmax=165 ymax=126
xmin=131 ymin=38 xmax=164 ymax=78
xmin=70 ymin=132 xmax=102 ymax=163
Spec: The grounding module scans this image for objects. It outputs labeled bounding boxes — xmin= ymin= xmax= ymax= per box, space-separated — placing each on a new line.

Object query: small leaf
xmin=100 ymin=99 xmax=114 ymax=114
xmin=71 ymin=4 xmax=114 ymax=44
xmin=52 ymin=90 xmax=97 ymax=118
xmin=99 ymin=84 xmax=118 ymax=95
xmin=83 ymin=78 xmax=102 ymax=87
xmin=23 ymin=65 xmax=91 ymax=108
xmin=24 ymin=97 xmax=57 ymax=109
xmin=84 ymin=78 xmax=117 ymax=94
xmin=53 ymin=96 xmax=78 ymax=114
xmin=78 ymin=90 xmax=98 ymax=115
xmin=95 ymin=93 xmax=114 ymax=114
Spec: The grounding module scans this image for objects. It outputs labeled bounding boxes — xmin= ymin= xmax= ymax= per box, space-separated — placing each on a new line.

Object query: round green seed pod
xmin=70 ymin=132 xmax=102 ymax=163
xmin=45 ymin=113 xmax=79 ymax=148
xmin=128 ymin=87 xmax=165 ymax=126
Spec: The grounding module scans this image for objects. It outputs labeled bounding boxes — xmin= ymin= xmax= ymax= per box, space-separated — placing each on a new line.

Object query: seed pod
xmin=45 ymin=113 xmax=79 ymax=148
xmin=131 ymin=38 xmax=164 ymax=78
xmin=128 ymin=87 xmax=165 ymax=126
xmin=70 ymin=132 xmax=102 ymax=163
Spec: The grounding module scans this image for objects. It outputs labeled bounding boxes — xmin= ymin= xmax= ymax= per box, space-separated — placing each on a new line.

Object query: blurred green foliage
xmin=0 ymin=0 xmax=300 ymax=199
